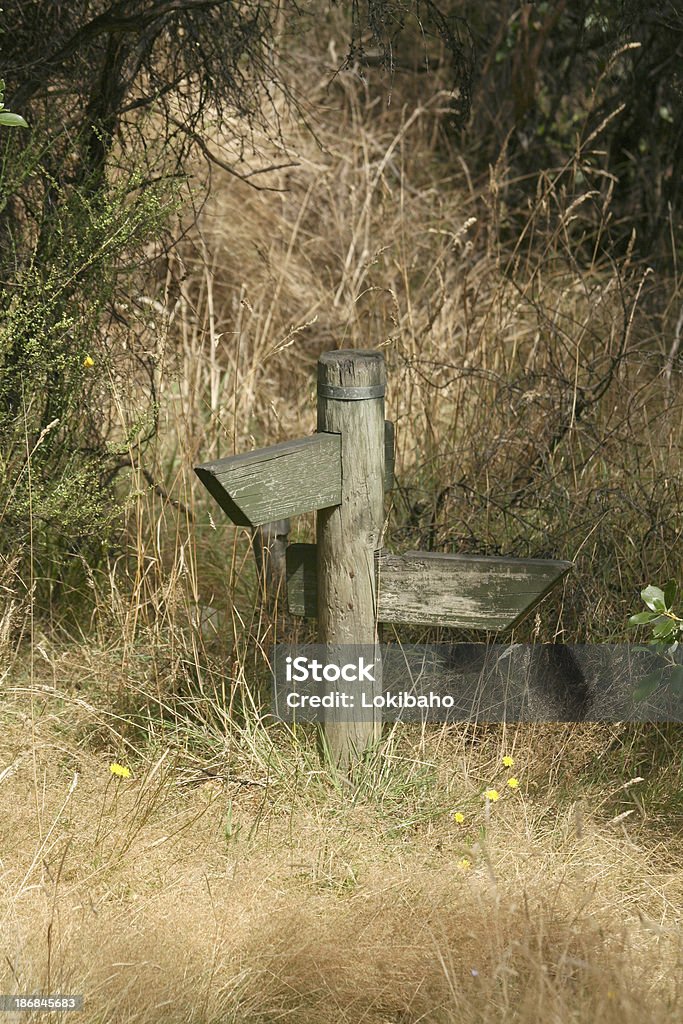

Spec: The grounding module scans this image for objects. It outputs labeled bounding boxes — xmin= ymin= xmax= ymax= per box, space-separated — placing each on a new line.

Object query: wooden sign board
xmin=286 ymin=544 xmax=572 ymax=631
xmin=194 ymin=434 xmax=341 ymax=527
xmin=194 ymin=347 xmax=574 ymax=768
xmin=194 ymin=422 xmax=395 ymax=527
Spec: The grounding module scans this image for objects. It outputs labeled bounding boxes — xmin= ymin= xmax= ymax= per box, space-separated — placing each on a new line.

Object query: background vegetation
xmin=1 ymin=2 xmax=681 ymax=1022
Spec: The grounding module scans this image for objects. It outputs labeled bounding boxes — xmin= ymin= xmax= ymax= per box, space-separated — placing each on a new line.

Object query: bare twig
xmin=166 ymin=115 xmax=297 ymax=192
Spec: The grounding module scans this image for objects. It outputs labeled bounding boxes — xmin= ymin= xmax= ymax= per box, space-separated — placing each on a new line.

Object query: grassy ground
xmin=1 ymin=15 xmax=682 ymax=1023
xmin=1 ymin=666 xmax=682 ymax=1023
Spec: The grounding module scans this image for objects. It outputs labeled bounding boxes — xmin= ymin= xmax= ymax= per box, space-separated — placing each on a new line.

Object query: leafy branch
xmin=629 ymin=581 xmax=683 ymax=647
xmin=628 ymin=581 xmax=683 ymax=701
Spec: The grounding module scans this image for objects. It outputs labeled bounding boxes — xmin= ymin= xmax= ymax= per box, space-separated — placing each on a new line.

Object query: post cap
xmin=317 ymin=350 xmax=386 ymax=394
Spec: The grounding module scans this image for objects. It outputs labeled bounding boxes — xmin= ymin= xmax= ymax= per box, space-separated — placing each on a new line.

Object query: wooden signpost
xmin=195 ymin=350 xmax=572 ymax=768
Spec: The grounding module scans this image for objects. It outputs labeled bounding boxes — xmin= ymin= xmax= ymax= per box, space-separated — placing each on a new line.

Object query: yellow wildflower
xmin=453 ymin=811 xmax=465 ymax=824
xmin=83 ymin=355 xmax=94 ymax=367
xmin=502 ymin=755 xmax=515 ymax=768
xmin=485 ymin=789 xmax=500 ymax=802
xmin=507 ymin=777 xmax=520 ymax=789
xmin=457 ymin=857 xmax=472 ymax=871
xmin=110 ymin=763 xmax=131 ymax=778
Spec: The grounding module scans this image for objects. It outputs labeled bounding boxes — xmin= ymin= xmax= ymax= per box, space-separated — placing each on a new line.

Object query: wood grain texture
xmin=194 ymin=434 xmax=341 ymax=527
xmin=380 ymin=551 xmax=572 ymax=630
xmin=287 ymin=544 xmax=572 ymax=630
xmin=316 ymin=350 xmax=386 ymax=766
xmin=253 ymin=519 xmax=290 ymax=610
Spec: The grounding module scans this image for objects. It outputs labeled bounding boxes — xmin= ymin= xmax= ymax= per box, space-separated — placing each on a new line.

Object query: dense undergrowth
xmin=1 ymin=4 xmax=682 ymax=1022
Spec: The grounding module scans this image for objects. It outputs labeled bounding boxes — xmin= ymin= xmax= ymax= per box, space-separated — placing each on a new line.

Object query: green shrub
xmin=0 ymin=132 xmax=178 ymax=601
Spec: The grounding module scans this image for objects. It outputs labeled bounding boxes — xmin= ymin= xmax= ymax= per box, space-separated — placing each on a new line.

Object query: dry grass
xmin=1 ymin=681 xmax=682 ymax=1024
xmin=127 ymin=44 xmax=682 ymax=646
xmin=2 ymin=15 xmax=683 ymax=1024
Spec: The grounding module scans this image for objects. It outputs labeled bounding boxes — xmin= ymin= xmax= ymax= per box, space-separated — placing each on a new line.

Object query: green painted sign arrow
xmin=194 ymin=434 xmax=341 ymax=527
xmin=286 ymin=544 xmax=572 ymax=631
xmin=194 ymin=422 xmax=395 ymax=528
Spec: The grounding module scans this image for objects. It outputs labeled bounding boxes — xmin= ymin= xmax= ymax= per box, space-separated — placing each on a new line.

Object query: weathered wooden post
xmin=253 ymin=519 xmax=290 ymax=611
xmin=316 ymin=351 xmax=386 ymax=767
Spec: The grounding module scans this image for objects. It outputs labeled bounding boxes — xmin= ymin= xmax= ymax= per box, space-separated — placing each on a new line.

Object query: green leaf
xmin=652 ymin=619 xmax=676 ymax=640
xmin=663 ymin=579 xmax=678 ymax=609
xmin=641 ymin=585 xmax=666 ymax=612
xmin=628 ymin=611 xmax=658 ymax=625
xmin=634 ymin=671 xmax=665 ymax=702
xmin=0 ymin=111 xmax=28 ymax=128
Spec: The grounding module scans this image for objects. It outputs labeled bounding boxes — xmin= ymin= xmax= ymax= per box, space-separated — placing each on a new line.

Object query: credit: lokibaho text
xmin=285 ymin=690 xmax=457 ymax=709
